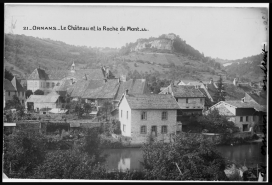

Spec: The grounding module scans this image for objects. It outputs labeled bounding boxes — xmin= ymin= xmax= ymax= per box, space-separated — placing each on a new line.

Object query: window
xmin=8 ymin=92 xmax=10 ymax=96
xmin=240 ymin=117 xmax=243 ymax=122
xmin=186 ymin=98 xmax=188 ymax=103
xmin=123 ymin=125 xmax=126 ymax=132
xmin=162 ymin=111 xmax=168 ymax=120
xmin=22 ymin=100 xmax=24 ymax=104
xmin=141 ymin=111 xmax=147 ymax=120
xmin=18 ymin=92 xmax=20 ymax=96
xmin=52 ymin=82 xmax=55 ymax=88
xmin=46 ymin=82 xmax=50 ymax=88
xmin=161 ymin=126 xmax=167 ymax=134
xmin=246 ymin=116 xmax=248 ymax=122
xmin=243 ymin=124 xmax=248 ymax=132
xmin=121 ymin=110 xmax=122 ymax=118
xmin=140 ymin=126 xmax=146 ymax=134
xmin=127 ymin=111 xmax=128 ymax=119
xmin=200 ymin=98 xmax=203 ymax=103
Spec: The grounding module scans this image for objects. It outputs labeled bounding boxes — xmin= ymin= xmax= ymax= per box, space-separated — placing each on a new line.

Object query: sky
xmin=4 ymin=3 xmax=269 ymax=60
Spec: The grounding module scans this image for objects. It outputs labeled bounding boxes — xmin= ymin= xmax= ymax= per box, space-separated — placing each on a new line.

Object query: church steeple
xmin=71 ymin=61 xmax=75 ymax=73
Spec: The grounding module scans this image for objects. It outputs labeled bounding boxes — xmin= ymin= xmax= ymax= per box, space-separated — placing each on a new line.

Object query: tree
xmin=25 ymin=90 xmax=33 ymax=99
xmin=34 ymin=89 xmax=44 ymax=95
xmin=5 ymin=69 xmax=14 ymax=81
xmin=197 ymin=108 xmax=239 ymax=134
xmin=141 ymin=133 xmax=228 ymax=181
xmin=3 ymin=128 xmax=47 ymax=178
xmin=102 ymin=101 xmax=113 ymax=121
xmin=213 ymin=76 xmax=226 ymax=103
xmin=83 ymin=103 xmax=92 ymax=114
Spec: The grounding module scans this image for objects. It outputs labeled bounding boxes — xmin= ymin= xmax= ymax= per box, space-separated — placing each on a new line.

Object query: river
xmin=103 ymin=142 xmax=266 ymax=172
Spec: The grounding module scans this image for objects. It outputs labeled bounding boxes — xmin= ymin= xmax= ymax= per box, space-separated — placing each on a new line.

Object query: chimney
xmin=209 ymin=78 xmax=213 ymax=84
xmin=125 ymin=89 xmax=129 ymax=95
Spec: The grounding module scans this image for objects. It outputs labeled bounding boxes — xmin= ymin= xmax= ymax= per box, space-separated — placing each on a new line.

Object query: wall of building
xmin=130 ymin=109 xmax=177 ymax=144
xmin=234 ymin=116 xmax=255 ymax=132
xmin=27 ymin=80 xmax=61 ymax=94
xmin=5 ymin=91 xmax=25 ymax=105
xmin=177 ymin=97 xmax=205 ymax=109
xmin=119 ymin=96 xmax=132 ymax=137
xmin=33 ymin=102 xmax=57 ymax=111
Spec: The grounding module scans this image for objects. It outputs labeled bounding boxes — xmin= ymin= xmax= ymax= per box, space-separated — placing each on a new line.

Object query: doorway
xmin=151 ymin=126 xmax=157 ymax=137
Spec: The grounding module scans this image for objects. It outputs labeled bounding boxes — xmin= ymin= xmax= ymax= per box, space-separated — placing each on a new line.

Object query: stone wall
xmin=130 ymin=109 xmax=177 ymax=144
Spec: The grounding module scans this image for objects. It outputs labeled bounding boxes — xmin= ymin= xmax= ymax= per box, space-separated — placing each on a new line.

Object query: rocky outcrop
xmin=132 ymin=38 xmax=174 ymax=52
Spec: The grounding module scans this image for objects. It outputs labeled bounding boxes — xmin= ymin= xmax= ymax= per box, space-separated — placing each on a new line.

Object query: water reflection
xmin=103 ymin=142 xmax=266 ymax=171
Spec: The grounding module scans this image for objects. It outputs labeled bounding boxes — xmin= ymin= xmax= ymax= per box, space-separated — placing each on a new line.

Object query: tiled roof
xmin=67 ymin=80 xmax=95 ymax=97
xmin=115 ymin=79 xmax=150 ymax=101
xmin=216 ymin=104 xmax=235 ymax=116
xmin=27 ymin=68 xmax=49 ymax=80
xmin=4 ymin=79 xmax=16 ymax=91
xmin=26 ymin=94 xmax=59 ymax=103
xmin=206 ymin=83 xmax=218 ymax=97
xmin=47 ymin=69 xmax=106 ymax=80
xmin=82 ymin=79 xmax=119 ymax=99
xmin=11 ymin=77 xmax=25 ymax=92
xmin=247 ymin=91 xmax=267 ymax=106
xmin=171 ymin=85 xmax=205 ymax=98
xmin=53 ymin=79 xmax=72 ymax=92
xmin=126 ymin=94 xmax=180 ymax=110
xmin=198 ymin=87 xmax=208 ymax=98
xmin=224 ymin=100 xmax=266 ymax=112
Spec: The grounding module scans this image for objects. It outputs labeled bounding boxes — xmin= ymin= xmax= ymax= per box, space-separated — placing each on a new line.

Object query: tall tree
xmin=25 ymin=90 xmax=33 ymax=99
xmin=4 ymin=69 xmax=14 ymax=81
xmin=34 ymin=89 xmax=44 ymax=95
xmin=213 ymin=75 xmax=226 ymax=103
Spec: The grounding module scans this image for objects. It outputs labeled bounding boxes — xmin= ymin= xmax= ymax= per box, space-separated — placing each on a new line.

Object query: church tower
xmin=71 ymin=61 xmax=75 ymax=73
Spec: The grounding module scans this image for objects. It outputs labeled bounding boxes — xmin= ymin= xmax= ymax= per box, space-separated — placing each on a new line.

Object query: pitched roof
xmin=82 ymin=79 xmax=119 ymax=99
xmin=4 ymin=79 xmax=16 ymax=91
xmin=53 ymin=79 xmax=72 ymax=92
xmin=67 ymin=80 xmax=95 ymax=97
xmin=198 ymin=87 xmax=208 ymax=98
xmin=115 ymin=79 xmax=150 ymax=101
xmin=216 ymin=104 xmax=235 ymax=116
xmin=28 ymin=68 xmax=49 ymax=80
xmin=224 ymin=100 xmax=266 ymax=112
xmin=11 ymin=77 xmax=25 ymax=92
xmin=125 ymin=94 xmax=180 ymax=110
xmin=26 ymin=94 xmax=59 ymax=103
xmin=171 ymin=85 xmax=205 ymax=98
xmin=246 ymin=91 xmax=267 ymax=106
xmin=47 ymin=69 xmax=106 ymax=80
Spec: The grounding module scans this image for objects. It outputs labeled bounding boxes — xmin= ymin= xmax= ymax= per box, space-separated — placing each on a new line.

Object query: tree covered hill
xmin=4 ymin=34 xmax=101 ymax=77
xmin=221 ymin=54 xmax=264 ymax=82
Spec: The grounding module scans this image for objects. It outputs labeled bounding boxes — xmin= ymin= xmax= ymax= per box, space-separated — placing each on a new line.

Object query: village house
xmin=4 ymin=77 xmax=26 ymax=107
xmin=118 ymin=93 xmax=180 ymax=145
xmin=25 ymin=91 xmax=64 ymax=112
xmin=206 ymin=95 xmax=266 ymax=132
xmin=27 ymin=62 xmax=114 ymax=95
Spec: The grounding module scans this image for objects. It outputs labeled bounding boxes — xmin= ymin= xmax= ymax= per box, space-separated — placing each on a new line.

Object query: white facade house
xmin=118 ymin=93 xmax=180 ymax=145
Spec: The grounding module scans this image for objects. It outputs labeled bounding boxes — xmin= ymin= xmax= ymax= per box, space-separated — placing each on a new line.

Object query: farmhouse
xmin=118 ymin=93 xmax=180 ymax=145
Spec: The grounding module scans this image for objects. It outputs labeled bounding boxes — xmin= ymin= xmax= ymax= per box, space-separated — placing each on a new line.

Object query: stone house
xmin=118 ymin=93 xmax=180 ymax=145
xmin=27 ymin=62 xmax=114 ymax=95
xmin=4 ymin=77 xmax=26 ymax=107
xmin=25 ymin=91 xmax=63 ymax=112
xmin=207 ymin=99 xmax=266 ymax=132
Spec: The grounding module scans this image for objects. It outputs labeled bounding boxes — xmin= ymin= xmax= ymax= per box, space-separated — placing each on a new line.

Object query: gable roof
xmin=4 ymin=79 xmax=16 ymax=91
xmin=28 ymin=68 xmax=49 ymax=80
xmin=115 ymin=79 xmax=150 ymax=101
xmin=67 ymin=80 xmax=96 ymax=97
xmin=11 ymin=77 xmax=25 ymax=92
xmin=224 ymin=100 xmax=266 ymax=112
xmin=246 ymin=91 xmax=267 ymax=106
xmin=216 ymin=103 xmax=235 ymax=116
xmin=171 ymin=85 xmax=205 ymax=98
xmin=26 ymin=94 xmax=59 ymax=103
xmin=82 ymin=79 xmax=119 ymax=99
xmin=125 ymin=94 xmax=180 ymax=110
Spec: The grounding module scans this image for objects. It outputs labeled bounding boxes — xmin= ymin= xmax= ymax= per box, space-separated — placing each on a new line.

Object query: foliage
xmin=25 ymin=90 xmax=33 ymax=99
xmin=101 ymin=101 xmax=113 ymax=120
xmin=112 ymin=120 xmax=121 ymax=135
xmin=213 ymin=76 xmax=226 ymax=103
xmin=5 ymin=69 xmax=14 ymax=81
xmin=5 ymin=95 xmax=26 ymax=120
xmin=141 ymin=133 xmax=228 ymax=181
xmin=83 ymin=102 xmax=92 ymax=113
xmin=3 ymin=129 xmax=47 ymax=178
xmin=34 ymin=89 xmax=44 ymax=95
xmin=46 ymin=122 xmax=70 ymax=133
xmin=197 ymin=109 xmax=239 ymax=134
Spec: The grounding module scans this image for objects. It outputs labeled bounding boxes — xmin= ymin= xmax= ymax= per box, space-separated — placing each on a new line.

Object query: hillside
xmin=4 ymin=34 xmax=101 ymax=78
xmin=219 ymin=54 xmax=264 ymax=82
xmin=5 ymin=33 xmax=231 ymax=83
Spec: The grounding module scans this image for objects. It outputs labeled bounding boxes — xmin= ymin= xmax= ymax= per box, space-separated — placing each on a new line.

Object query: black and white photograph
xmin=3 ymin=3 xmax=268 ymax=182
